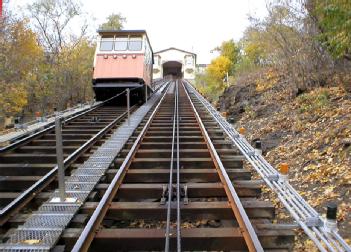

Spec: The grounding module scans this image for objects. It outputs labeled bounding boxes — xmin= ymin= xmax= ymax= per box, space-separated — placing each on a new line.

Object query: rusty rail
xmin=181 ymin=80 xmax=264 ymax=251
xmin=71 ymin=83 xmax=171 ymax=252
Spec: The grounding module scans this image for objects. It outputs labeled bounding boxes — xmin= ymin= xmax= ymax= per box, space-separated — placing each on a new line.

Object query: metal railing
xmin=183 ymin=80 xmax=351 ymax=252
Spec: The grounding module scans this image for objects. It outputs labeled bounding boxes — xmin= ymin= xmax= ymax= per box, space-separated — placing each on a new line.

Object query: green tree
xmin=241 ymin=27 xmax=267 ymax=66
xmin=99 ymin=13 xmax=126 ymax=30
xmin=311 ymin=0 xmax=351 ymax=61
xmin=214 ymin=39 xmax=240 ymax=75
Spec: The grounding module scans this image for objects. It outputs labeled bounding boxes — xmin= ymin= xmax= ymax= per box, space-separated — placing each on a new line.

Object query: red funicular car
xmin=92 ymin=30 xmax=153 ymax=102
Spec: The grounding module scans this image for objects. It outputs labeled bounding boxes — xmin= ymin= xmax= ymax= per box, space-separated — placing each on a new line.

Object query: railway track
xmin=55 ymin=80 xmax=293 ymax=251
xmin=1 ymin=79 xmax=349 ymax=251
xmin=0 ymin=92 xmax=140 ymax=227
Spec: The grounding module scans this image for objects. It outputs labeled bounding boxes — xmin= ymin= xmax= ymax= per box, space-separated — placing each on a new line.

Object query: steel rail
xmin=72 ymin=82 xmax=172 ymax=252
xmin=0 ymin=88 xmax=132 ymax=153
xmin=0 ymin=82 xmax=169 ymax=225
xmin=165 ymin=81 xmax=177 ymax=251
xmin=175 ymin=80 xmax=181 ymax=252
xmin=183 ymin=80 xmax=351 ymax=252
xmin=0 ymin=81 xmax=170 ymax=251
xmin=0 ymin=104 xmax=138 ymax=225
xmin=0 ymin=102 xmax=95 ymax=137
xmin=181 ymin=80 xmax=264 ymax=252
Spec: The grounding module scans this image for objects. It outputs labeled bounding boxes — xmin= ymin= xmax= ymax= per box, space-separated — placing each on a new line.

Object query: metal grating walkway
xmin=0 ymin=84 xmax=168 ymax=252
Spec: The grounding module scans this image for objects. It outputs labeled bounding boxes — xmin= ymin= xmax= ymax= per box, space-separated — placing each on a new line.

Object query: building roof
xmin=196 ymin=64 xmax=208 ymax=67
xmin=155 ymin=47 xmax=196 ymax=56
xmin=97 ymin=29 xmax=147 ymax=34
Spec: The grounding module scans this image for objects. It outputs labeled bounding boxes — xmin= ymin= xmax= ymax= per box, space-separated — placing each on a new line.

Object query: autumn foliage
xmin=196 ymin=0 xmax=351 ymax=101
xmin=0 ymin=1 xmax=126 ymax=128
xmin=215 ymin=0 xmax=351 ymax=247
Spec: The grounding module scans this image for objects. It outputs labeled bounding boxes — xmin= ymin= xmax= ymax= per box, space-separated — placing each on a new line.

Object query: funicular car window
xmin=100 ymin=37 xmax=113 ymax=51
xmin=128 ymin=37 xmax=142 ymax=51
xmin=114 ymin=37 xmax=128 ymax=51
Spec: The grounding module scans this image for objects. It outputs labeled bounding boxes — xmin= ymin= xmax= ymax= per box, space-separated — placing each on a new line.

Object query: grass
xmin=297 ymin=89 xmax=330 ymax=113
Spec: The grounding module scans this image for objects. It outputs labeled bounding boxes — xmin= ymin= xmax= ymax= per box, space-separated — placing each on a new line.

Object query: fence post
xmin=126 ymin=88 xmax=130 ymax=125
xmin=145 ymin=85 xmax=148 ymax=102
xmin=55 ymin=116 xmax=66 ymax=201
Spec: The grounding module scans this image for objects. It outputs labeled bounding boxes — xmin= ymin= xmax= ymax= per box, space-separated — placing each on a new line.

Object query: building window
xmin=129 ymin=36 xmax=143 ymax=51
xmin=100 ymin=37 xmax=114 ymax=51
xmin=186 ymin=56 xmax=193 ymax=65
xmin=114 ymin=36 xmax=128 ymax=51
xmin=154 ymin=56 xmax=159 ymax=65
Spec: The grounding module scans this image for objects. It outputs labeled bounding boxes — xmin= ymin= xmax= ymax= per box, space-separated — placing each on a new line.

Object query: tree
xmin=0 ymin=17 xmax=43 ymax=117
xmin=241 ymin=27 xmax=267 ymax=66
xmin=99 ymin=13 xmax=126 ymax=30
xmin=214 ymin=40 xmax=240 ymax=75
xmin=310 ymin=0 xmax=351 ymax=61
xmin=25 ymin=0 xmax=94 ymax=112
xmin=207 ymin=56 xmax=232 ymax=82
xmin=27 ymin=0 xmax=87 ymax=56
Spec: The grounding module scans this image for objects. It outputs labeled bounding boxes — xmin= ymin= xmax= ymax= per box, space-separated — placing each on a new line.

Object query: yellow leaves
xmin=255 ymin=69 xmax=279 ymax=92
xmin=6 ymin=19 xmax=44 ymax=79
xmin=230 ymin=69 xmax=351 ymax=241
xmin=337 ymin=202 xmax=350 ymax=222
xmin=0 ymin=82 xmax=28 ymax=115
xmin=303 ymin=164 xmax=317 ymax=171
xmin=293 ymin=239 xmax=319 ymax=252
xmin=326 ymin=146 xmax=334 ymax=155
xmin=195 ymin=55 xmax=232 ymax=100
xmin=324 ymin=186 xmax=338 ymax=198
xmin=341 ymin=171 xmax=351 ymax=185
xmin=22 ymin=239 xmax=41 ymax=245
xmin=206 ymin=56 xmax=231 ymax=81
xmin=325 ymin=137 xmax=331 ymax=144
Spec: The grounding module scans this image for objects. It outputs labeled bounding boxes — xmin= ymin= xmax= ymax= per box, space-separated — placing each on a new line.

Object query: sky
xmin=9 ymin=0 xmax=269 ymax=63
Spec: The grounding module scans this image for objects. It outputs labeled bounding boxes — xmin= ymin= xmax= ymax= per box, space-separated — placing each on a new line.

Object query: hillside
xmin=219 ymin=69 xmax=351 ymax=250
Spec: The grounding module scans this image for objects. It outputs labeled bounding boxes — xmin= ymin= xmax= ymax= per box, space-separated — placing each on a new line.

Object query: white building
xmin=153 ymin=47 xmax=196 ymax=80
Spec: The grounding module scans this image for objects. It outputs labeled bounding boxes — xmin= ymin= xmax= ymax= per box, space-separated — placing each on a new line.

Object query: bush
xmin=297 ymin=89 xmax=330 ymax=113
